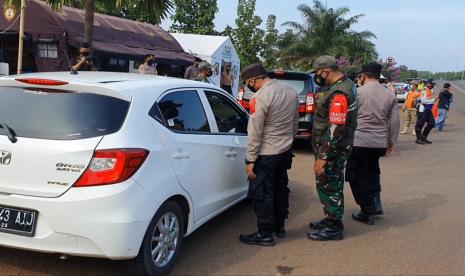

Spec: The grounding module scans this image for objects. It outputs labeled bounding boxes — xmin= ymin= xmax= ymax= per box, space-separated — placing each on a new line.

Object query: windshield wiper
xmin=0 ymin=122 xmax=17 ymax=143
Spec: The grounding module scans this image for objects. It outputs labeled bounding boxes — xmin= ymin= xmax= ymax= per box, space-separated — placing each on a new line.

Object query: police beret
xmin=241 ymin=63 xmax=268 ymax=80
xmin=361 ymin=62 xmax=382 ymax=74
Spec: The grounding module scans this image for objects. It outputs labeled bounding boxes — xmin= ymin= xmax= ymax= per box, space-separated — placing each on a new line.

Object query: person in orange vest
xmin=415 ymin=79 xmax=436 ymax=144
xmin=400 ymin=81 xmax=421 ymax=135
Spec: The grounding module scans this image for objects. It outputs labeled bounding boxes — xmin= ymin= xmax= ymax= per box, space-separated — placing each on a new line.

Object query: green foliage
xmin=400 ymin=68 xmax=418 ymax=81
xmin=279 ymin=0 xmax=377 ymax=70
xmin=418 ymin=71 xmax=465 ymax=81
xmin=261 ymin=15 xmax=279 ymax=69
xmin=95 ymin=0 xmax=174 ymax=25
xmin=227 ymin=0 xmax=264 ymax=67
xmin=169 ymin=0 xmax=218 ymax=34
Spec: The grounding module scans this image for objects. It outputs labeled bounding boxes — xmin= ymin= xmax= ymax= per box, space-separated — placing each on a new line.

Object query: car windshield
xmin=272 ymin=79 xmax=305 ymax=94
xmin=270 ymin=74 xmax=310 ymax=95
xmin=0 ymin=87 xmax=130 ymax=140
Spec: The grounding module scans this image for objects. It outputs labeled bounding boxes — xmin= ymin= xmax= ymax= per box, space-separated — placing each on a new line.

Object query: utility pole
xmin=16 ymin=0 xmax=26 ymax=74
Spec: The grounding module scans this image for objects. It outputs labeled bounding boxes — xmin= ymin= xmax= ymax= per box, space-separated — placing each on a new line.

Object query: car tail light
xmin=74 ymin=149 xmax=149 ymax=187
xmin=16 ymin=78 xmax=69 ymax=86
xmin=306 ymin=92 xmax=316 ymax=113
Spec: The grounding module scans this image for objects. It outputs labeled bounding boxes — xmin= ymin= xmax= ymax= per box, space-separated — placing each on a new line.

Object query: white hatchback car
xmin=0 ymin=72 xmax=249 ymax=275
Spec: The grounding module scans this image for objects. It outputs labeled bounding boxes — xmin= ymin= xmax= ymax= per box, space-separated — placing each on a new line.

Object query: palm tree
xmin=280 ymin=0 xmax=377 ymax=70
xmin=8 ymin=0 xmax=174 ymax=46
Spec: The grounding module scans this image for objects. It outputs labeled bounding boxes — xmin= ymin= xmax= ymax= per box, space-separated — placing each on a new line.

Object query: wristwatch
xmin=245 ymin=159 xmax=255 ymax=165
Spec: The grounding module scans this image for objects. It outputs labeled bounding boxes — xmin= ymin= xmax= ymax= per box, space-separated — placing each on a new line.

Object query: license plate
xmin=0 ymin=205 xmax=37 ymax=237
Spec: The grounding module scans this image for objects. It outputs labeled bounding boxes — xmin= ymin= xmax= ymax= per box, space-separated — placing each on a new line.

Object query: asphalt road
xmin=1 ymin=82 xmax=465 ymax=275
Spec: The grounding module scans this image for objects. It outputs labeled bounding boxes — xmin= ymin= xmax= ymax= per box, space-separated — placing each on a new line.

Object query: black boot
xmin=415 ymin=127 xmax=425 ymax=144
xmin=352 ymin=211 xmax=375 ymax=225
xmin=309 ymin=218 xmax=345 ymax=231
xmin=374 ymin=193 xmax=384 ymax=215
xmin=239 ymin=232 xmax=275 ymax=246
xmin=274 ymin=227 xmax=287 ymax=239
xmin=307 ymin=220 xmax=344 ymax=241
xmin=309 ymin=218 xmax=328 ymax=230
xmin=422 ymin=135 xmax=432 ymax=144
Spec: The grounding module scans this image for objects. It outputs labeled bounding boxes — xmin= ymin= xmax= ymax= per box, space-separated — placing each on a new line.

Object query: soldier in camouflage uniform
xmin=307 ymin=56 xmax=358 ymax=241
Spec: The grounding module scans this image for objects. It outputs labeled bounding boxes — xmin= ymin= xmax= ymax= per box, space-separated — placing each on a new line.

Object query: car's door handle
xmin=225 ymin=151 xmax=238 ymax=157
xmin=173 ymin=152 xmax=190 ymax=159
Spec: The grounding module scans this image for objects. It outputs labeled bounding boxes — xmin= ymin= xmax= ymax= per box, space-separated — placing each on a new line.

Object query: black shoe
xmin=307 ymin=226 xmax=343 ymax=241
xmin=374 ymin=209 xmax=384 ymax=216
xmin=239 ymin=232 xmax=275 ymax=247
xmin=423 ymin=138 xmax=432 ymax=144
xmin=274 ymin=227 xmax=287 ymax=239
xmin=309 ymin=219 xmax=328 ymax=230
xmin=374 ymin=194 xmax=384 ymax=216
xmin=415 ymin=139 xmax=426 ymax=145
xmin=352 ymin=211 xmax=375 ymax=225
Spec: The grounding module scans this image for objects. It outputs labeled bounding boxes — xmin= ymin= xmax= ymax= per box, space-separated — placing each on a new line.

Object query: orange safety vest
xmin=425 ymin=87 xmax=433 ymax=98
xmin=405 ymin=90 xmax=420 ymax=109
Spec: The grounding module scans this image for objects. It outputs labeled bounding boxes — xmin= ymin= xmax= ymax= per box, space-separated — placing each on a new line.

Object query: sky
xmin=162 ymin=0 xmax=465 ymax=72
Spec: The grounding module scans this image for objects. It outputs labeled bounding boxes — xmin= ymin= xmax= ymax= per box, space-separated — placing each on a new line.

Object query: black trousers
xmin=346 ymin=147 xmax=386 ymax=215
xmin=415 ymin=109 xmax=435 ymax=139
xmin=248 ymin=151 xmax=293 ymax=234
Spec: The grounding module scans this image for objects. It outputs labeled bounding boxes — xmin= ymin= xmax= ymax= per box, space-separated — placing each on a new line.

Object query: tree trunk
xmin=84 ymin=0 xmax=96 ymax=46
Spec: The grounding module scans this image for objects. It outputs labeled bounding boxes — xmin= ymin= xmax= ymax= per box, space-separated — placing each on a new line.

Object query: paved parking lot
xmin=1 ymin=83 xmax=465 ymax=275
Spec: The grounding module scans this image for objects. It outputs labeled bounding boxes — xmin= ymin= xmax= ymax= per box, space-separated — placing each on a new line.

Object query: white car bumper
xmin=0 ymin=181 xmax=158 ymax=260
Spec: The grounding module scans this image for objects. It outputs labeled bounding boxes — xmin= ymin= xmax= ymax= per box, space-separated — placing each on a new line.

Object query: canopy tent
xmin=171 ymin=33 xmax=241 ymax=96
xmin=0 ymin=0 xmax=193 ymax=73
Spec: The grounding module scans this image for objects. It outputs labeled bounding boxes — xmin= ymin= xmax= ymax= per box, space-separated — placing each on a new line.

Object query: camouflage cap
xmin=309 ymin=55 xmax=338 ymax=73
xmin=198 ymin=61 xmax=211 ymax=70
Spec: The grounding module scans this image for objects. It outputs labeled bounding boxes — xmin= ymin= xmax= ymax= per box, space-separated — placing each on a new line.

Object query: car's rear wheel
xmin=128 ymin=201 xmax=184 ymax=276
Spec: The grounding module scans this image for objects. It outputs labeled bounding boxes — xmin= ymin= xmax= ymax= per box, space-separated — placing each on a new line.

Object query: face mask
xmin=314 ymin=71 xmax=327 ymax=86
xmin=247 ymin=80 xmax=257 ymax=93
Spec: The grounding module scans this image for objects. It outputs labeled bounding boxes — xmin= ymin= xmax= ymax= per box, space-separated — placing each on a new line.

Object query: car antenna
xmin=62 ymin=44 xmax=78 ymax=75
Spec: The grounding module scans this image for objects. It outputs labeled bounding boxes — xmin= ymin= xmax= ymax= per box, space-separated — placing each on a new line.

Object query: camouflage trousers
xmin=315 ymin=156 xmax=349 ymax=220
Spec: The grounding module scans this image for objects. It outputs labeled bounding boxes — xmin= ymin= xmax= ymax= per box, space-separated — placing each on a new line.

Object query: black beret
xmin=241 ymin=63 xmax=267 ymax=80
xmin=361 ymin=62 xmax=382 ymax=74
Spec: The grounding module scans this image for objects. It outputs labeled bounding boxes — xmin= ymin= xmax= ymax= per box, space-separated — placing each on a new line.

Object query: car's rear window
xmin=269 ymin=73 xmax=311 ymax=95
xmin=0 ymin=87 xmax=130 ymax=140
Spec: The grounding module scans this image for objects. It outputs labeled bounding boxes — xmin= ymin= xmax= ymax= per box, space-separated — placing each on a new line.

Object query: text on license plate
xmin=0 ymin=205 xmax=37 ymax=237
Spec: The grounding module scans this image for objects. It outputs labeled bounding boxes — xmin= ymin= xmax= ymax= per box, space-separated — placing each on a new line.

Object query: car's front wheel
xmin=128 ymin=201 xmax=184 ymax=276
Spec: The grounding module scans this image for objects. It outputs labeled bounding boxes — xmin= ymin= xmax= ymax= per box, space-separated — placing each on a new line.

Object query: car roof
xmin=267 ymin=70 xmax=311 ymax=78
xmin=0 ymin=72 xmax=220 ymax=101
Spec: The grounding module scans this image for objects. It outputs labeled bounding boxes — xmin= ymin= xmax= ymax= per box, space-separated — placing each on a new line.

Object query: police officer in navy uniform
xmin=239 ymin=63 xmax=299 ymax=246
xmin=307 ymin=56 xmax=358 ymax=241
